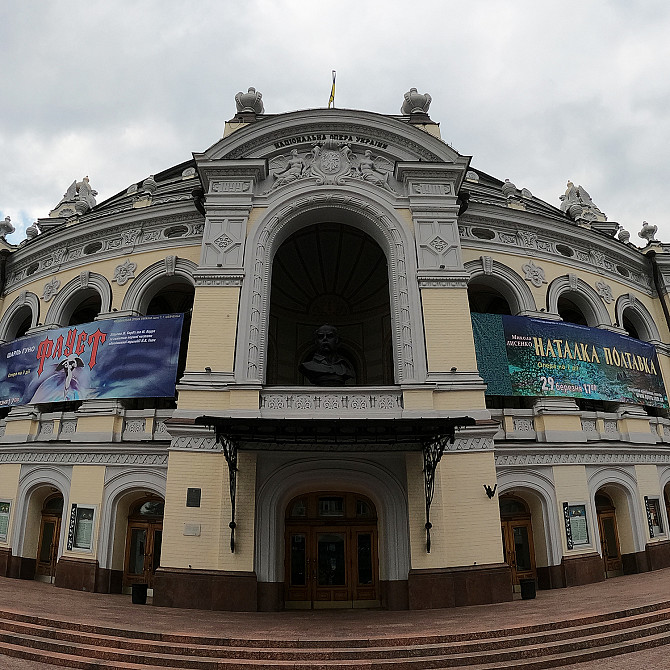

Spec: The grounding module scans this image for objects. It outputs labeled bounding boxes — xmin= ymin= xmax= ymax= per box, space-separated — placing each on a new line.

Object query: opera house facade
xmin=1 ymin=87 xmax=670 ymax=612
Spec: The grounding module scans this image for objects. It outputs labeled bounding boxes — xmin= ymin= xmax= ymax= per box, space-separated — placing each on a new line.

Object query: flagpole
xmin=328 ymin=70 xmax=336 ymax=109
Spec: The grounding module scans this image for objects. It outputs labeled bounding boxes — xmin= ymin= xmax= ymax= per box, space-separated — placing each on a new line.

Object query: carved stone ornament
xmin=235 ymin=87 xmax=264 ymax=115
xmin=113 ymin=259 xmax=137 ymax=286
xmin=0 ymin=216 xmax=15 ymax=237
xmin=618 ymin=228 xmax=631 ymax=243
xmin=521 ymin=260 xmax=547 ymax=288
xmin=50 ymin=176 xmax=97 ymax=217
xmin=401 ymin=88 xmax=432 ymax=115
xmin=80 ymin=271 xmax=90 ymax=289
xmin=559 ymin=181 xmax=606 ymax=223
xmin=164 ymin=255 xmax=176 ymax=276
xmin=42 ymin=278 xmax=61 ymax=301
xmin=481 ymin=255 xmax=493 ymax=275
xmin=595 ymin=281 xmax=613 ymax=304
xmin=267 ymin=140 xmax=394 ymax=192
xmin=25 ymin=223 xmax=39 ymax=239
xmin=639 ymin=221 xmax=658 ymax=244
xmin=501 ymin=179 xmax=518 ymax=200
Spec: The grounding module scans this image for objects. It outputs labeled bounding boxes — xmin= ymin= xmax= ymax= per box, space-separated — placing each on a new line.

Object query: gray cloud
xmin=1 ymin=0 xmax=669 ymax=246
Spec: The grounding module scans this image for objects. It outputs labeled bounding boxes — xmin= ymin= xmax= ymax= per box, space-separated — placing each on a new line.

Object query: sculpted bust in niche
xmin=299 ymin=324 xmax=354 ymax=386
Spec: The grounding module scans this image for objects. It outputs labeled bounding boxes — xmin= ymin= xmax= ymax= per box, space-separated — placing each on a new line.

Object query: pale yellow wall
xmin=162 ymin=450 xmax=224 ymax=570
xmin=0 ymin=245 xmax=201 ymax=324
xmin=62 ymin=465 xmax=106 ymax=559
xmin=185 ymin=286 xmax=240 ymax=372
xmin=0 ymin=464 xmax=21 ymax=546
xmin=246 ymin=206 xmax=266 ymax=234
xmin=526 ymin=494 xmax=549 ymax=567
xmin=552 ymin=465 xmax=592 ymax=555
xmin=421 ymin=287 xmax=478 ymax=371
xmin=604 ymin=485 xmax=636 ymax=555
xmin=434 ymin=390 xmax=486 ymax=410
xmin=218 ymin=452 xmax=256 ymax=571
xmin=407 ymin=451 xmax=504 ymax=569
xmin=177 ymin=390 xmax=231 ymax=411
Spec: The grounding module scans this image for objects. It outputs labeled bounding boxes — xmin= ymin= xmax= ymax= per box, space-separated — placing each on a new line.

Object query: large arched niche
xmin=235 ymin=189 xmax=426 ymax=385
xmin=268 ymin=222 xmax=393 ymax=385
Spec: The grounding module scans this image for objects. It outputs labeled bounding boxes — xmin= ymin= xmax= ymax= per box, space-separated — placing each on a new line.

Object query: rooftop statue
xmin=559 ymin=181 xmax=606 ymax=223
xmin=299 ymin=324 xmax=354 ymax=387
xmin=50 ymin=176 xmax=98 ymax=218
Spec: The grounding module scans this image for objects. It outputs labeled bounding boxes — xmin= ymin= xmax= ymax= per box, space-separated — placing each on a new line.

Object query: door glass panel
xmin=317 ymin=533 xmax=345 ymax=586
xmin=357 ymin=533 xmax=373 ymax=585
xmin=513 ymin=525 xmax=532 ymax=571
xmin=602 ymin=517 xmax=618 ymax=558
xmin=128 ymin=528 xmax=147 ymax=575
xmin=152 ymin=529 xmax=162 ymax=573
xmin=290 ymin=534 xmax=307 ymax=586
xmin=39 ymin=521 xmax=56 ymax=563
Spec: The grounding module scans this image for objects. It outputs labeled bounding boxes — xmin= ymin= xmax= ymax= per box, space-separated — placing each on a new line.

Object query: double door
xmin=501 ymin=518 xmax=536 ymax=586
xmin=286 ymin=524 xmax=378 ymax=608
xmin=36 ymin=514 xmax=62 ymax=580
xmin=124 ymin=521 xmax=163 ymax=588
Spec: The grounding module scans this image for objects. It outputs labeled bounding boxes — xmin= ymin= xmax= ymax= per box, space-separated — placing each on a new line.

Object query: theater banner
xmin=471 ymin=313 xmax=668 ymax=408
xmin=0 ymin=314 xmax=183 ymax=407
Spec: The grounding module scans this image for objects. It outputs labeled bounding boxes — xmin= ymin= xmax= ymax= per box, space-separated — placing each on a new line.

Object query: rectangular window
xmin=0 ymin=501 xmax=10 ymax=543
xmin=73 ymin=506 xmax=95 ymax=550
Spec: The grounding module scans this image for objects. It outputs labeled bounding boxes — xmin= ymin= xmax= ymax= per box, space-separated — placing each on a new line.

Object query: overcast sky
xmin=1 ymin=1 xmax=669 ymax=246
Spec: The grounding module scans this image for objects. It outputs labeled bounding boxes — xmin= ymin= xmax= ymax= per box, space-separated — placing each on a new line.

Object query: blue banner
xmin=0 ymin=314 xmax=183 ymax=406
xmin=472 ymin=313 xmax=668 ymax=408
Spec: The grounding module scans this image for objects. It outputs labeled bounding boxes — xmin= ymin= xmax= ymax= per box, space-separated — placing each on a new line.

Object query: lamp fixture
xmin=204 ymin=366 xmax=212 ymax=373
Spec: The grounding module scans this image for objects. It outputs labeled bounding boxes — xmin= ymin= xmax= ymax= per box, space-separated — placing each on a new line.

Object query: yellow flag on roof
xmin=328 ymin=71 xmax=336 ymax=108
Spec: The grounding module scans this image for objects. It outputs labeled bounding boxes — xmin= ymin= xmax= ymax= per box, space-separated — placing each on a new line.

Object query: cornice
xmin=495 ymin=445 xmax=670 ymax=467
xmin=459 ymin=212 xmax=653 ymax=295
xmin=3 ymin=210 xmax=204 ymax=295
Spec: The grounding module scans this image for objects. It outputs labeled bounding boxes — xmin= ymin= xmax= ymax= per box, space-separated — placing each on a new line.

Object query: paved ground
xmin=1 ymin=569 xmax=670 ymax=667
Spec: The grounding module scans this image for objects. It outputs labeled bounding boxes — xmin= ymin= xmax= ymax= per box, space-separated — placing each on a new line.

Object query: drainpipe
xmin=646 ymin=250 xmax=670 ymax=338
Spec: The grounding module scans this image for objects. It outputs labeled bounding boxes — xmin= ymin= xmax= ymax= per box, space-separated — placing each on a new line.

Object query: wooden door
xmin=124 ymin=521 xmax=163 ymax=588
xmin=501 ymin=519 xmax=536 ymax=586
xmin=36 ymin=514 xmax=61 ymax=579
xmin=597 ymin=510 xmax=622 ymax=575
xmin=285 ymin=525 xmax=378 ymax=608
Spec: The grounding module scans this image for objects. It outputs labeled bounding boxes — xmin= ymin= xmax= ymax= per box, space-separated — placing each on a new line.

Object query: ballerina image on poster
xmin=28 ymin=355 xmax=91 ymax=403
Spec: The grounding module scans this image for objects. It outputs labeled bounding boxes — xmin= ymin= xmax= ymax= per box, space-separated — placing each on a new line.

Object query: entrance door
xmin=597 ymin=510 xmax=622 ymax=575
xmin=123 ymin=497 xmax=164 ymax=589
xmin=285 ymin=492 xmax=379 ymax=608
xmin=35 ymin=494 xmax=64 ymax=581
xmin=124 ymin=522 xmax=163 ymax=588
xmin=501 ymin=519 xmax=536 ymax=586
xmin=499 ymin=495 xmax=537 ymax=588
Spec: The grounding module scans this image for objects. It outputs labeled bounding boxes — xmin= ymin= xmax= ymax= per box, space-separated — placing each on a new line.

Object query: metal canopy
xmin=194 ymin=416 xmax=476 ymax=447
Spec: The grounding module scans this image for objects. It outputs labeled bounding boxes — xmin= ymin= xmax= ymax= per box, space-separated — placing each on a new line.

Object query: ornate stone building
xmin=1 ymin=88 xmax=670 ymax=611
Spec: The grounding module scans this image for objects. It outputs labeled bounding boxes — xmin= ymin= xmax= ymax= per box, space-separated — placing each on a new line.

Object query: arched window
xmin=468 ymin=279 xmax=512 ymax=315
xmin=557 ymin=294 xmax=588 ymax=326
xmin=66 ymin=291 xmax=102 ymax=326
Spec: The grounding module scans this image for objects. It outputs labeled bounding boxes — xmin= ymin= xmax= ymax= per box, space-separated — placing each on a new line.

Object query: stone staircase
xmin=1 ymin=601 xmax=670 ymax=669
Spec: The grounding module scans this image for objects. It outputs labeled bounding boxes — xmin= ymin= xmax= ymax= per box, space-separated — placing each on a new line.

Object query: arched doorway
xmin=35 ymin=493 xmax=64 ymax=582
xmin=499 ymin=495 xmax=536 ymax=588
xmin=595 ymin=492 xmax=623 ymax=577
xmin=123 ymin=497 xmax=164 ymax=589
xmin=284 ymin=491 xmax=379 ymax=609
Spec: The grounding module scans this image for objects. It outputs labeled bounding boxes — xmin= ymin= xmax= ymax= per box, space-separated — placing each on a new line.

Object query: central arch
xmin=255 ymin=456 xmax=410 ymax=609
xmin=235 ymin=188 xmax=426 ymax=385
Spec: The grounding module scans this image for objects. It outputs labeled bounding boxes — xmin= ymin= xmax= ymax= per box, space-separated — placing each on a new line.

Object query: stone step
xmin=2 ymin=607 xmax=670 ymax=661
xmin=2 ymin=603 xmax=670 ymax=669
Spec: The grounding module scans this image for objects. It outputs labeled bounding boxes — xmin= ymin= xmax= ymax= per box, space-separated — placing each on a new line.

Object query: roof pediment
xmin=195 ymin=108 xmax=468 ymax=166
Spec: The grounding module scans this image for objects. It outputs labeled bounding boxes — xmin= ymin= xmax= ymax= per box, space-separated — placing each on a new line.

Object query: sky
xmin=1 ymin=1 xmax=669 ymax=246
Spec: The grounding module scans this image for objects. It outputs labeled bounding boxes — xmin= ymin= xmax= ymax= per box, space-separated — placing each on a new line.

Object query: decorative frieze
xmin=170 ymin=436 xmax=220 ymax=451
xmin=260 ymin=391 xmax=402 ymax=413
xmin=0 ymin=451 xmax=167 ymax=465
xmin=496 ymin=450 xmax=670 ymax=467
